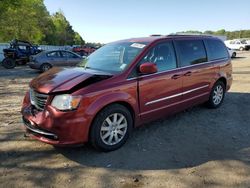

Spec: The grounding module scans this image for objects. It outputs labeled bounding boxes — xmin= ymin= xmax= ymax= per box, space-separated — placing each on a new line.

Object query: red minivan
xmin=21 ymin=35 xmax=232 ymax=151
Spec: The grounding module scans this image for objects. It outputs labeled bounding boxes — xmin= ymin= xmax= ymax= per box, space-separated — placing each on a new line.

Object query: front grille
xmin=30 ymin=89 xmax=48 ymax=111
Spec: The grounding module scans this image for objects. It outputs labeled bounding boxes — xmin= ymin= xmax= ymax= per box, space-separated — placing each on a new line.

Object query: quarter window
xmin=140 ymin=41 xmax=177 ymax=72
xmin=175 ymin=40 xmax=207 ymax=67
xmin=206 ymin=39 xmax=229 ymax=60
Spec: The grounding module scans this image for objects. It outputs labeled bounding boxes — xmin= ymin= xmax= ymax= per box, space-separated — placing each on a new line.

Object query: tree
xmin=0 ymin=1 xmax=85 ymax=45
xmin=74 ymin=32 xmax=85 ymax=45
xmin=49 ymin=11 xmax=84 ymax=45
xmin=215 ymin=29 xmax=226 ymax=36
xmin=0 ymin=0 xmax=48 ymax=43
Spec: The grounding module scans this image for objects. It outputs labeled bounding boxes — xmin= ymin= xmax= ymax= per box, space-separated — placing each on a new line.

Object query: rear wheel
xmin=40 ymin=63 xmax=52 ymax=72
xmin=2 ymin=58 xmax=16 ymax=69
xmin=90 ymin=104 xmax=133 ymax=152
xmin=206 ymin=81 xmax=226 ymax=108
xmin=239 ymin=47 xmax=244 ymax=51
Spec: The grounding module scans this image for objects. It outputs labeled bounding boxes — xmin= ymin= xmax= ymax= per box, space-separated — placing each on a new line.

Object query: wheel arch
xmin=87 ymin=100 xmax=136 ymax=142
xmin=216 ymin=77 xmax=227 ymax=87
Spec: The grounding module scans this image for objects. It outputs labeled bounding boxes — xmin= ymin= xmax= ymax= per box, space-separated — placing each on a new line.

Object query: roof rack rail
xmin=150 ymin=34 xmax=163 ymax=37
xmin=168 ymin=33 xmax=213 ymax=37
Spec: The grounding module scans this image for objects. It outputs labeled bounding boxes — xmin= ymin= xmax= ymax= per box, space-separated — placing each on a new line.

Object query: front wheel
xmin=40 ymin=63 xmax=52 ymax=72
xmin=90 ymin=104 xmax=133 ymax=152
xmin=232 ymin=52 xmax=236 ymax=58
xmin=2 ymin=58 xmax=16 ymax=69
xmin=206 ymin=81 xmax=226 ymax=108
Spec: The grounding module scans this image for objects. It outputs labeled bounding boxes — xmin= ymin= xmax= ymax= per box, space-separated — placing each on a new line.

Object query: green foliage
xmin=0 ymin=0 xmax=84 ymax=45
xmin=74 ymin=32 xmax=85 ymax=45
xmin=179 ymin=29 xmax=250 ymax=40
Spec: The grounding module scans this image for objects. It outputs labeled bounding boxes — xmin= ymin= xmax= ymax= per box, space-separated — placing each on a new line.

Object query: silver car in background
xmin=29 ymin=50 xmax=83 ymax=72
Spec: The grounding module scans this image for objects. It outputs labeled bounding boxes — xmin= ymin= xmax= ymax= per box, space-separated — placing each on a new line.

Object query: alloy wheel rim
xmin=213 ymin=85 xmax=224 ymax=105
xmin=100 ymin=113 xmax=128 ymax=146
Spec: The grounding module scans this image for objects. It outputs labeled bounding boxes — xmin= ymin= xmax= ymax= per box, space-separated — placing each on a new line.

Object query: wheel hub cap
xmin=213 ymin=85 xmax=223 ymax=105
xmin=100 ymin=113 xmax=128 ymax=146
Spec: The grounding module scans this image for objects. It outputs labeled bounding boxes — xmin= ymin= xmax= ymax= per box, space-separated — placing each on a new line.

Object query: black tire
xmin=40 ymin=63 xmax=52 ymax=72
xmin=232 ymin=52 xmax=236 ymax=58
xmin=2 ymin=58 xmax=16 ymax=69
xmin=90 ymin=104 xmax=133 ymax=152
xmin=206 ymin=81 xmax=226 ymax=109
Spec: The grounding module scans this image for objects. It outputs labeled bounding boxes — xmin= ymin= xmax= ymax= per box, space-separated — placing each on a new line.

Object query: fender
xmin=85 ymin=91 xmax=139 ymax=126
xmin=211 ymin=59 xmax=232 ymax=90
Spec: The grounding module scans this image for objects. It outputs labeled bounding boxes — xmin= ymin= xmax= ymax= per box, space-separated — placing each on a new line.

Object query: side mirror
xmin=139 ymin=62 xmax=157 ymax=75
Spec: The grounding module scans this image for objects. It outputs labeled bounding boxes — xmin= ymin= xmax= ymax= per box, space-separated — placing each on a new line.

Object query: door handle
xmin=171 ymin=74 xmax=182 ymax=79
xmin=184 ymin=71 xmax=192 ymax=76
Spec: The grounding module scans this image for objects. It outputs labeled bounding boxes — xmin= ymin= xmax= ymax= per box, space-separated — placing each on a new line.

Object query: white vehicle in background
xmin=225 ymin=40 xmax=250 ymax=51
xmin=227 ymin=48 xmax=236 ymax=58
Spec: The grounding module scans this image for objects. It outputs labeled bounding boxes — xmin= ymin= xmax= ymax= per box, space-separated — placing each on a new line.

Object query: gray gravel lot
xmin=0 ymin=52 xmax=250 ymax=188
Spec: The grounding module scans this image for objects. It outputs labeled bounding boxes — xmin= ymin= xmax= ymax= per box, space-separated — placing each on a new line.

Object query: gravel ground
xmin=0 ymin=52 xmax=250 ymax=188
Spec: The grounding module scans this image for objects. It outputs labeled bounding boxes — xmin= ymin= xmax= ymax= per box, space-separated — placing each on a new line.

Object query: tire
xmin=40 ymin=63 xmax=52 ymax=72
xmin=90 ymin=104 xmax=133 ymax=152
xmin=206 ymin=81 xmax=226 ymax=109
xmin=2 ymin=58 xmax=16 ymax=69
xmin=232 ymin=52 xmax=236 ymax=58
xmin=239 ymin=47 xmax=244 ymax=51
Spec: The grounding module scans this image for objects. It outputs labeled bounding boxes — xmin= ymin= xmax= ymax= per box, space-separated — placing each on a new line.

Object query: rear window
xmin=175 ymin=39 xmax=207 ymax=67
xmin=206 ymin=39 xmax=229 ymax=61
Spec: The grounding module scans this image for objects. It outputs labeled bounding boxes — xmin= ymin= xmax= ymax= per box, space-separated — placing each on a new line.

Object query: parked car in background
xmin=225 ymin=39 xmax=250 ymax=51
xmin=29 ymin=50 xmax=83 ymax=72
xmin=22 ymin=35 xmax=232 ymax=151
xmin=72 ymin=45 xmax=97 ymax=57
xmin=2 ymin=39 xmax=42 ymax=69
xmin=228 ymin=48 xmax=236 ymax=58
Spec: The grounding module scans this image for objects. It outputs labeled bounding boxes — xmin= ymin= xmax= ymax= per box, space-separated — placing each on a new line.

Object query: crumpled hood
xmin=30 ymin=67 xmax=112 ymax=94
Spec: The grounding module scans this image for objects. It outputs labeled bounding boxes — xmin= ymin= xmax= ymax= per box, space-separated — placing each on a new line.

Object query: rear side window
xmin=206 ymin=39 xmax=229 ymax=61
xmin=61 ymin=51 xmax=79 ymax=58
xmin=175 ymin=40 xmax=207 ymax=67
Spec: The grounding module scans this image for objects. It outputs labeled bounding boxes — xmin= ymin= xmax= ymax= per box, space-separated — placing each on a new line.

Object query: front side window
xmin=78 ymin=42 xmax=148 ymax=73
xmin=47 ymin=51 xmax=61 ymax=58
xmin=206 ymin=39 xmax=229 ymax=61
xmin=175 ymin=39 xmax=207 ymax=67
xmin=139 ymin=41 xmax=177 ymax=72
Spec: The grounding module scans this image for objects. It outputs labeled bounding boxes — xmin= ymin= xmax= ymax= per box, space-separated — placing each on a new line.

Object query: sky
xmin=44 ymin=0 xmax=250 ymax=43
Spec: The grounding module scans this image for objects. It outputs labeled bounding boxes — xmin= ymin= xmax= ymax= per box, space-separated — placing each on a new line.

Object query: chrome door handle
xmin=171 ymin=74 xmax=182 ymax=79
xmin=184 ymin=71 xmax=192 ymax=76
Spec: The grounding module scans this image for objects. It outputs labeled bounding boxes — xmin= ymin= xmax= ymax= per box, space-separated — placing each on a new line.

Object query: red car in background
xmin=72 ymin=45 xmax=98 ymax=57
xmin=21 ymin=35 xmax=232 ymax=151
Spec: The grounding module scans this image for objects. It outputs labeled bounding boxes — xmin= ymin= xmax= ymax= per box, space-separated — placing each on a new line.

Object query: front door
xmin=138 ymin=41 xmax=183 ymax=121
xmin=47 ymin=51 xmax=65 ymax=66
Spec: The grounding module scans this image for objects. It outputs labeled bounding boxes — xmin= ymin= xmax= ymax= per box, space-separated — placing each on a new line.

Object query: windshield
xmin=78 ymin=42 xmax=148 ymax=73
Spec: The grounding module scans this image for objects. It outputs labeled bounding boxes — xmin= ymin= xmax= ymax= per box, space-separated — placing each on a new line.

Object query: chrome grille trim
xmin=23 ymin=117 xmax=58 ymax=140
xmin=30 ymin=89 xmax=48 ymax=111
